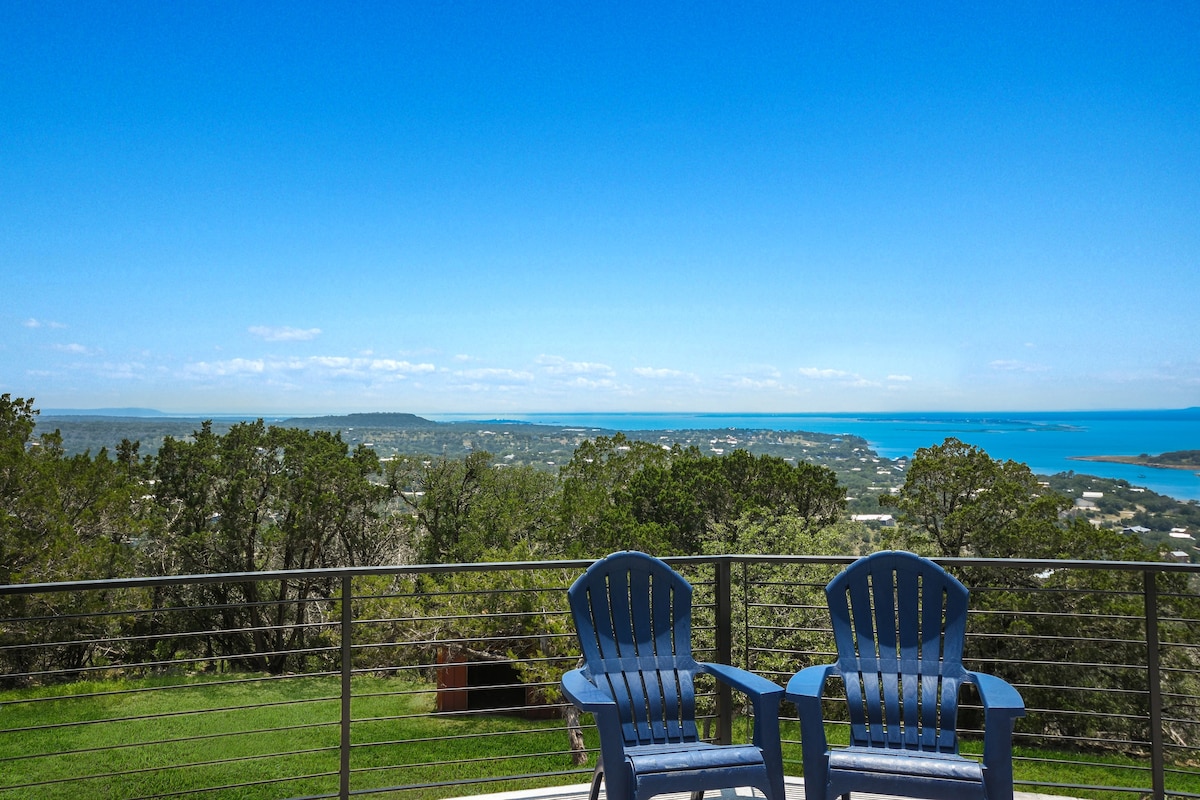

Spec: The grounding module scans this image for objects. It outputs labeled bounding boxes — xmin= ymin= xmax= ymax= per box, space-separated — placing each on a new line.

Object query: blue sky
xmin=3 ymin=2 xmax=1198 ymax=414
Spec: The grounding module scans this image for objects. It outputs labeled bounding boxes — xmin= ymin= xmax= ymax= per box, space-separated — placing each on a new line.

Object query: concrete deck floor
xmin=467 ymin=778 xmax=1072 ymax=800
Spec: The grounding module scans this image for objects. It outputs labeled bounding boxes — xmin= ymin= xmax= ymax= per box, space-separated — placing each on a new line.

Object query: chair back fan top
xmin=568 ymin=551 xmax=701 ymax=748
xmin=826 ymin=550 xmax=970 ymax=756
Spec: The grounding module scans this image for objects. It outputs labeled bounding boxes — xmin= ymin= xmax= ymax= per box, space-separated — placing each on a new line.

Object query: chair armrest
xmin=785 ymin=663 xmax=836 ymax=703
xmin=561 ymin=668 xmax=616 ymax=713
xmin=698 ymin=661 xmax=784 ymax=703
xmin=696 ymin=663 xmax=784 ymax=725
xmin=785 ymin=664 xmax=837 ymax=785
xmin=965 ymin=671 xmax=1026 ymax=718
xmin=561 ymin=668 xmax=629 ymax=787
xmin=965 ymin=670 xmax=1024 ymax=800
xmin=697 ymin=661 xmax=784 ymax=792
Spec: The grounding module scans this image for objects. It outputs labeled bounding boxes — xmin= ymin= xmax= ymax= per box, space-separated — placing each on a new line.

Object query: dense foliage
xmin=879 ymin=437 xmax=1197 ymax=751
xmin=2 ymin=396 xmax=852 ymax=582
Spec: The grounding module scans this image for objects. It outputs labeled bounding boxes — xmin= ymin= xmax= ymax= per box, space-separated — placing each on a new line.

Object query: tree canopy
xmin=881 ymin=437 xmax=1077 ymax=559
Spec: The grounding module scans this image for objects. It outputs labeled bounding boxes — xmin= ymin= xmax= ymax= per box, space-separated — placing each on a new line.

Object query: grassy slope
xmin=3 ymin=675 xmax=1196 ymax=800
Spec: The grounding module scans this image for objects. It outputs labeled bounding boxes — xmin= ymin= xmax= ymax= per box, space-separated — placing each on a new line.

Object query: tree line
xmin=2 ymin=395 xmax=853 ymax=587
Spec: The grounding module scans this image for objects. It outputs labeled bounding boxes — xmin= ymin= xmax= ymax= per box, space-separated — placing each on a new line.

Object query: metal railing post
xmin=1145 ymin=569 xmax=1165 ymax=800
xmin=340 ymin=574 xmax=353 ymax=800
xmin=715 ymin=558 xmax=733 ymax=745
xmin=742 ymin=560 xmax=751 ymax=672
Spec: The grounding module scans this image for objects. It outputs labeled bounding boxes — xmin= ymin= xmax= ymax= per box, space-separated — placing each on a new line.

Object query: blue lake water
xmin=430 ymin=410 xmax=1200 ymax=502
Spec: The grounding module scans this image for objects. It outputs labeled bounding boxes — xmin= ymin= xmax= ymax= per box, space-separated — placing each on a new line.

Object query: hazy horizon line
xmin=37 ymin=406 xmax=1200 ymax=420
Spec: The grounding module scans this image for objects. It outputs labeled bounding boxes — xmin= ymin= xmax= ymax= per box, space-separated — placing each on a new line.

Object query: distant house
xmin=1123 ymin=525 xmax=1151 ymax=535
xmin=851 ymin=514 xmax=895 ymax=526
xmin=1082 ymin=491 xmax=1104 ymax=499
xmin=1171 ymin=551 xmax=1192 ymax=563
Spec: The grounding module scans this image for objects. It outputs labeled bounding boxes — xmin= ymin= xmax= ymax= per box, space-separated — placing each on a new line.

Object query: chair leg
xmin=588 ymin=767 xmax=604 ymax=800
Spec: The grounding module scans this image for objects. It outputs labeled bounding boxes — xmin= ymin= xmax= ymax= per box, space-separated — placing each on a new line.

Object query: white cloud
xmin=457 ymin=367 xmax=535 ymax=381
xmin=25 ymin=318 xmax=67 ymax=329
xmin=887 ymin=374 xmax=913 ymax=382
xmin=566 ymin=376 xmax=621 ymax=390
xmin=633 ymin=367 xmax=693 ymax=379
xmin=183 ymin=354 xmax=435 ymax=382
xmin=730 ymin=376 xmax=784 ymax=390
xmin=795 ymin=366 xmax=880 ymax=389
xmin=990 ymin=359 xmax=1049 ymax=373
xmin=99 ymin=361 xmax=148 ymax=380
xmin=186 ymin=358 xmax=267 ymax=376
xmin=536 ymin=355 xmax=616 ymax=377
xmin=310 ymin=356 xmax=354 ymax=369
xmin=798 ymin=367 xmax=852 ymax=380
xmin=248 ymin=325 xmax=322 ymax=342
xmin=302 ymin=356 xmax=436 ymax=377
xmin=53 ymin=342 xmax=96 ymax=355
xmin=370 ymin=359 xmax=436 ymax=374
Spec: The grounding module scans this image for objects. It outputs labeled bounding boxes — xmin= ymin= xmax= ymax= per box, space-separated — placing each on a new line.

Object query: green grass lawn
xmin=4 ymin=675 xmax=1199 ymax=800
xmin=0 ymin=673 xmax=586 ymax=800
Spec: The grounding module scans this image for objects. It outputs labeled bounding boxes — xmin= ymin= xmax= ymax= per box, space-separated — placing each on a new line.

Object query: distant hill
xmin=41 ymin=407 xmax=170 ymax=417
xmin=1070 ymin=450 xmax=1200 ymax=470
xmin=1147 ymin=450 xmax=1200 ymax=467
xmin=283 ymin=412 xmax=437 ymax=428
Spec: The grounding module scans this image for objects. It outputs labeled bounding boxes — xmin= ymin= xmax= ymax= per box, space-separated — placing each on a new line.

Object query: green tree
xmin=556 ymin=433 xmax=674 ymax=556
xmin=880 ymin=436 xmax=1185 ymax=752
xmin=720 ymin=517 xmax=867 ymax=683
xmin=0 ymin=395 xmax=143 ymax=584
xmin=150 ymin=421 xmax=389 ymax=673
xmin=880 ymin=437 xmax=1071 ymax=559
xmin=628 ymin=447 xmax=846 ymax=554
xmin=1 ymin=395 xmax=69 ymax=585
xmin=557 ymin=435 xmax=846 ymax=558
xmin=0 ymin=395 xmax=147 ymax=683
xmin=386 ymin=451 xmax=561 ymax=564
xmin=381 ymin=453 xmax=572 ymax=712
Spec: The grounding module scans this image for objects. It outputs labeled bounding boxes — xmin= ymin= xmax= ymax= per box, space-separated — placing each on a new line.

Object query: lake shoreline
xmin=1068 ymin=455 xmax=1200 ymax=473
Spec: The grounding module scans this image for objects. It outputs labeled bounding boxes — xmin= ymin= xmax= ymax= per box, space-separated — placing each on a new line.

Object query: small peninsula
xmin=1069 ymin=450 xmax=1200 ymax=471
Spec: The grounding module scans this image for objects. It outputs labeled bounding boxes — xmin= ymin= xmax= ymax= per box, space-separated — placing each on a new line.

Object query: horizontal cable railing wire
xmin=3 ymin=555 xmax=1200 ymax=799
xmin=739 ymin=555 xmax=1200 ymax=800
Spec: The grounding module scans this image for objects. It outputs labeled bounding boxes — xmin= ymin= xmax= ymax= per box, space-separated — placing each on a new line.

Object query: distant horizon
xmin=31 ymin=404 xmax=1200 ymax=500
xmin=36 ymin=405 xmax=1200 ymax=420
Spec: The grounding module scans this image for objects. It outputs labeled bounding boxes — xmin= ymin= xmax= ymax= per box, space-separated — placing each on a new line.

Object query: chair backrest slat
xmin=569 ymin=551 xmax=700 ymax=747
xmin=826 ymin=551 xmax=969 ymax=755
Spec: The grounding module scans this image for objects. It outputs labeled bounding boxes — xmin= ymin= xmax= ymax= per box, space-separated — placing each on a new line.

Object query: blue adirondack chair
xmin=786 ymin=550 xmax=1025 ymax=800
xmin=561 ymin=551 xmax=786 ymax=800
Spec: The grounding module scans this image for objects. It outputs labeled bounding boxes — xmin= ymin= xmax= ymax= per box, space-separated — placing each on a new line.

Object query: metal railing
xmin=2 ymin=556 xmax=1200 ymax=800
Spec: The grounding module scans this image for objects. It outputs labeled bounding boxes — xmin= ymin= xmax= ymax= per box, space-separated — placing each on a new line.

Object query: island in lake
xmin=1069 ymin=450 xmax=1200 ymax=472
